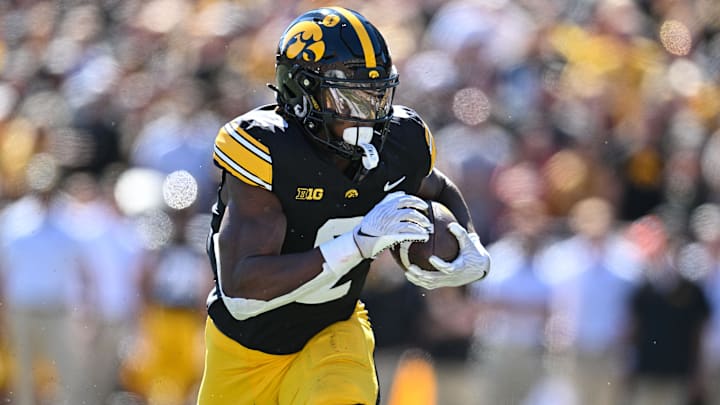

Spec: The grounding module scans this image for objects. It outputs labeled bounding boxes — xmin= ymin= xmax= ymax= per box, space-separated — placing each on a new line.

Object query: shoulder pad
xmin=213 ymin=107 xmax=286 ymax=191
xmin=392 ymin=105 xmax=436 ymax=174
xmin=392 ymin=105 xmax=424 ymax=126
xmin=237 ymin=106 xmax=289 ymax=135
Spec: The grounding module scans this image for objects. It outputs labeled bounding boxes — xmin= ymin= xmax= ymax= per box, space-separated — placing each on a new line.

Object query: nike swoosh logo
xmin=383 ymin=176 xmax=406 ymax=192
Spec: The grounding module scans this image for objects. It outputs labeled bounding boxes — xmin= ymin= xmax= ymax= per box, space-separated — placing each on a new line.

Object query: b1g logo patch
xmin=296 ymin=187 xmax=324 ymax=200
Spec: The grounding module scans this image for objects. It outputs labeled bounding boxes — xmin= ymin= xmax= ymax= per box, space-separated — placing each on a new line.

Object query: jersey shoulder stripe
xmin=424 ymin=125 xmax=436 ymax=175
xmin=214 ymin=120 xmax=273 ymax=191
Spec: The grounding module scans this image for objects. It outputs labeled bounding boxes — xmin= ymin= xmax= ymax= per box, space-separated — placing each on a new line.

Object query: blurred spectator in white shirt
xmin=543 ymin=197 xmax=641 ymax=405
xmin=0 ymin=157 xmax=88 ymax=405
xmin=470 ymin=198 xmax=555 ymax=404
xmin=57 ymin=172 xmax=146 ymax=404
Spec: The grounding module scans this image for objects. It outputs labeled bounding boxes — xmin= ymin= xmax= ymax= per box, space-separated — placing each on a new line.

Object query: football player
xmin=196 ymin=6 xmax=490 ymax=405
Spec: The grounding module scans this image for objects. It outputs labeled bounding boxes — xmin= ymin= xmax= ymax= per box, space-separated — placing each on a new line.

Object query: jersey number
xmin=296 ymin=217 xmax=362 ymax=304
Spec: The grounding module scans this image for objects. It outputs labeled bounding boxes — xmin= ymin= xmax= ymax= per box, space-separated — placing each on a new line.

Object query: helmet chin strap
xmin=342 ymin=127 xmax=379 ymax=170
xmin=359 ymin=143 xmax=379 ymax=170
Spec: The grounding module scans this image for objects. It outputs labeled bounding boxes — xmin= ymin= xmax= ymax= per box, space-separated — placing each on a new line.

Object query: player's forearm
xmin=417 ymin=169 xmax=475 ymax=233
xmin=221 ymin=249 xmax=327 ymax=301
xmin=431 ymin=175 xmax=475 ymax=233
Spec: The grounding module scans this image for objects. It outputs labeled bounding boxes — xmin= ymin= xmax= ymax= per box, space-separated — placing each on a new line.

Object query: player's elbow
xmin=221 ymin=294 xmax=267 ymax=321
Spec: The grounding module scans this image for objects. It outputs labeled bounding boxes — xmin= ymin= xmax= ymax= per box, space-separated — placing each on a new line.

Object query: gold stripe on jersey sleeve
xmin=327 ymin=7 xmax=376 ymax=68
xmin=213 ymin=146 xmax=272 ymax=190
xmin=424 ymin=126 xmax=436 ymax=175
xmin=213 ymin=149 xmax=260 ymax=188
xmin=214 ymin=125 xmax=272 ymax=190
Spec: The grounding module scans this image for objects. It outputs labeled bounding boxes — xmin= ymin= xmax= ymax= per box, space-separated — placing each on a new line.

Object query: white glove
xmin=404 ymin=222 xmax=490 ymax=289
xmin=353 ymin=191 xmax=433 ymax=259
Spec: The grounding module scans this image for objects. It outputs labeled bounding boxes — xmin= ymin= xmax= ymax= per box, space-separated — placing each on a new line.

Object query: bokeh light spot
xmin=690 ymin=203 xmax=720 ymax=243
xmin=135 ymin=209 xmax=173 ymax=250
xmin=114 ymin=168 xmax=165 ymax=216
xmin=452 ymin=87 xmax=491 ymax=126
xmin=701 ymin=129 xmax=720 ymax=191
xmin=162 ymin=170 xmax=198 ymax=210
xmin=25 ymin=153 xmax=59 ymax=192
xmin=677 ymin=242 xmax=711 ymax=281
xmin=659 ymin=20 xmax=692 ymax=56
xmin=668 ymin=59 xmax=703 ymax=97
xmin=544 ymin=150 xmax=588 ymax=193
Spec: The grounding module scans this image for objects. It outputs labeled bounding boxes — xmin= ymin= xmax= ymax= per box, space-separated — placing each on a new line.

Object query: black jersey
xmin=206 ymin=104 xmax=435 ymax=354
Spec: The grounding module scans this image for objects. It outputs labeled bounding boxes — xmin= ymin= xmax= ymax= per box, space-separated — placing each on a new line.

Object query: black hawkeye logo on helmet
xmin=280 ymin=7 xmax=379 ymax=73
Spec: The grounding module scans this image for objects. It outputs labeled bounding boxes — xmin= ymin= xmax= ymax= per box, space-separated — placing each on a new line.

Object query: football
xmin=390 ymin=200 xmax=460 ymax=270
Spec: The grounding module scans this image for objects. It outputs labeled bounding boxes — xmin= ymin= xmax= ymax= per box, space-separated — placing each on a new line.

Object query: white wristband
xmin=318 ymin=232 xmax=364 ymax=277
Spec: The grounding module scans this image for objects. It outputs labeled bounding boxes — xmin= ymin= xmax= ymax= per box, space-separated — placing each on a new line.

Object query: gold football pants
xmin=196 ymin=302 xmax=378 ymax=405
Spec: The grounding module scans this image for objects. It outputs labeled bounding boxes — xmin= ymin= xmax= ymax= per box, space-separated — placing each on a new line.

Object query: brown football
xmin=390 ymin=200 xmax=460 ymax=271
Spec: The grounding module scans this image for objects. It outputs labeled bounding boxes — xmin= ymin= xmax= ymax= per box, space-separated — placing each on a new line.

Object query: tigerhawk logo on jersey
xmin=296 ymin=187 xmax=324 ymax=200
xmin=345 ymin=189 xmax=359 ymax=199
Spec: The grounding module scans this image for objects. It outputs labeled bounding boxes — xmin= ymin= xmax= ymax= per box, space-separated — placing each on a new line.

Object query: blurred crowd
xmin=0 ymin=0 xmax=719 ymax=404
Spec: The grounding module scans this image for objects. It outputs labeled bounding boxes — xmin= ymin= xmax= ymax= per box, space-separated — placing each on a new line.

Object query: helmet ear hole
xmin=275 ymin=64 xmax=306 ymax=109
xmin=298 ymin=74 xmax=318 ymax=91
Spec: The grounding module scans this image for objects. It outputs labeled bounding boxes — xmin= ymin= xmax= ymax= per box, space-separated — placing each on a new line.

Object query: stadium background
xmin=0 ymin=0 xmax=719 ymax=404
